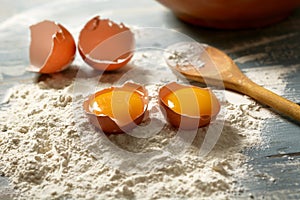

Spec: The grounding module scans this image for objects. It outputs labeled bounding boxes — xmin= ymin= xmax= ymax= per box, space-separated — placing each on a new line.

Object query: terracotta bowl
xmin=156 ymin=0 xmax=300 ymax=29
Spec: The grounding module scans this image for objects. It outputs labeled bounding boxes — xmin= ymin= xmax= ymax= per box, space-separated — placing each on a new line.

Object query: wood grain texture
xmin=174 ymin=45 xmax=300 ymax=122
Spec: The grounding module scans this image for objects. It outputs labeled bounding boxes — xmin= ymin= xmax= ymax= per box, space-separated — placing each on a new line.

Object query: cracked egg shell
xmin=28 ymin=20 xmax=76 ymax=74
xmin=159 ymin=82 xmax=220 ymax=129
xmin=83 ymin=82 xmax=148 ymax=134
xmin=78 ymin=16 xmax=135 ymax=71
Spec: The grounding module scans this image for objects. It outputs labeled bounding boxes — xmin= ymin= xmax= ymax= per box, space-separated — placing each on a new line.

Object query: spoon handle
xmin=235 ymin=77 xmax=300 ymax=122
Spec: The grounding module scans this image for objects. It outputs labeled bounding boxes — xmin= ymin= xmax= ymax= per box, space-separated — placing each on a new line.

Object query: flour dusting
xmin=0 ymin=80 xmax=268 ymax=199
xmin=0 ymin=50 xmax=275 ymax=199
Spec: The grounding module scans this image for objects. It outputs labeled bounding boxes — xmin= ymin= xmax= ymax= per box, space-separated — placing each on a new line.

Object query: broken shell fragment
xmin=78 ymin=16 xmax=135 ymax=71
xmin=28 ymin=20 xmax=76 ymax=74
xmin=83 ymin=82 xmax=148 ymax=133
xmin=159 ymin=82 xmax=220 ymax=129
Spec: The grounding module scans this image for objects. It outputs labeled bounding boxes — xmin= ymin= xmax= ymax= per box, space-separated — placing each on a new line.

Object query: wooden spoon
xmin=165 ymin=42 xmax=300 ymax=122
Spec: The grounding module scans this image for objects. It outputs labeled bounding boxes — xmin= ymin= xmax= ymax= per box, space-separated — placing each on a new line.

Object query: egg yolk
xmin=90 ymin=89 xmax=144 ymax=123
xmin=162 ymin=87 xmax=217 ymax=117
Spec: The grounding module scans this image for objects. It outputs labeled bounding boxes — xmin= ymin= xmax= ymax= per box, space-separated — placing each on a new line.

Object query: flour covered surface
xmin=0 ymin=54 xmax=269 ymax=199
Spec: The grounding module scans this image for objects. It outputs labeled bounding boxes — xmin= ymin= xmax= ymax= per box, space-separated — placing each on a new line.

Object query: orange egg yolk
xmin=162 ymin=87 xmax=217 ymax=117
xmin=90 ymin=89 xmax=144 ymax=123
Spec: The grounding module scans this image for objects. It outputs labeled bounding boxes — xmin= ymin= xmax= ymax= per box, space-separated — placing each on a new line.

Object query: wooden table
xmin=1 ymin=0 xmax=299 ymax=198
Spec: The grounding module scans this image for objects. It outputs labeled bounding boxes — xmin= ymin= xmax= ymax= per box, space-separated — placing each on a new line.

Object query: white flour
xmin=0 ymin=71 xmax=270 ymax=199
xmin=0 ymin=48 xmax=283 ymax=200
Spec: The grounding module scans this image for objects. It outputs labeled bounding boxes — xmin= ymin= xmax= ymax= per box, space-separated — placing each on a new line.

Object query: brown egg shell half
xmin=28 ymin=20 xmax=76 ymax=74
xmin=83 ymin=82 xmax=148 ymax=134
xmin=78 ymin=16 xmax=135 ymax=71
xmin=159 ymin=82 xmax=220 ymax=130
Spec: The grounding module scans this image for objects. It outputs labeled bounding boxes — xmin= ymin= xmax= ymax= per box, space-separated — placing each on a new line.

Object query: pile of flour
xmin=0 ymin=44 xmax=277 ymax=200
xmin=0 ymin=69 xmax=269 ymax=199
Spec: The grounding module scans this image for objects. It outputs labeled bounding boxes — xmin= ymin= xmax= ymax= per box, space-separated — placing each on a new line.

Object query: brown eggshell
xmin=159 ymin=82 xmax=220 ymax=130
xmin=78 ymin=16 xmax=135 ymax=71
xmin=83 ymin=82 xmax=148 ymax=134
xmin=28 ymin=20 xmax=76 ymax=74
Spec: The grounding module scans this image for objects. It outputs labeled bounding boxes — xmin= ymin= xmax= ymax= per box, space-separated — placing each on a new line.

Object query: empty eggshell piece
xmin=159 ymin=82 xmax=220 ymax=129
xmin=78 ymin=16 xmax=135 ymax=71
xmin=83 ymin=82 xmax=148 ymax=134
xmin=28 ymin=20 xmax=76 ymax=74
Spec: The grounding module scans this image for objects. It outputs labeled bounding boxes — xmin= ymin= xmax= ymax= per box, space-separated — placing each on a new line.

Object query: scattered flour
xmin=0 ymin=70 xmax=269 ymax=199
xmin=164 ymin=42 xmax=206 ymax=69
xmin=0 ymin=46 xmax=279 ymax=200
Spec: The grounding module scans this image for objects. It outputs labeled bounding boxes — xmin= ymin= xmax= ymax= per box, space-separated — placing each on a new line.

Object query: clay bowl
xmin=156 ymin=0 xmax=300 ymax=29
